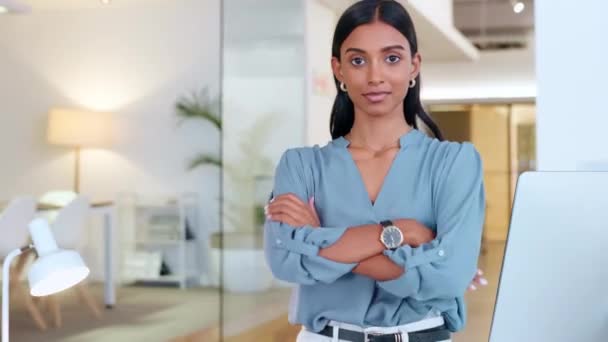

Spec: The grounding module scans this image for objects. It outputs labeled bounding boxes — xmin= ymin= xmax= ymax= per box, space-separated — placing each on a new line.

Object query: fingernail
xmin=270 ymin=197 xmax=275 ymax=203
xmin=479 ymin=278 xmax=488 ymax=286
xmin=477 ymin=269 xmax=483 ymax=276
xmin=470 ymin=285 xmax=477 ymax=291
xmin=267 ymin=214 xmax=272 ymax=219
xmin=264 ymin=205 xmax=268 ymax=212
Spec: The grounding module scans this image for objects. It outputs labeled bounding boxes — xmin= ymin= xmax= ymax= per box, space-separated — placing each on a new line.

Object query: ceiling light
xmin=100 ymin=0 xmax=111 ymax=4
xmin=0 ymin=6 xmax=8 ymax=13
xmin=513 ymin=1 xmax=525 ymax=14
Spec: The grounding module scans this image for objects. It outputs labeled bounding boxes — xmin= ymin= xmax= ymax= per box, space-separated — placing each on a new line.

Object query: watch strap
xmin=380 ymin=220 xmax=393 ymax=228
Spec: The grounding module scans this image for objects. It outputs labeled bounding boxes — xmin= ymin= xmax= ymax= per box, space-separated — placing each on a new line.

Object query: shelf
xmin=135 ymin=240 xmax=181 ymax=246
xmin=135 ymin=275 xmax=182 ymax=283
xmin=123 ymin=192 xmax=203 ymax=289
xmin=135 ymin=239 xmax=198 ymax=246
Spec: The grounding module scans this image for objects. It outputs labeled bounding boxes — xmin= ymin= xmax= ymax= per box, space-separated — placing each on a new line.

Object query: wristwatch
xmin=379 ymin=220 xmax=403 ymax=250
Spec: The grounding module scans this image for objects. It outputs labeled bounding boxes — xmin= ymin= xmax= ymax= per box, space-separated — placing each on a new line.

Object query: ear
xmin=331 ymin=56 xmax=343 ymax=83
xmin=410 ymin=52 xmax=422 ymax=80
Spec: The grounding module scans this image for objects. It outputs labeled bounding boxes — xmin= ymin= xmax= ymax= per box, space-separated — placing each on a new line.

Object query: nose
xmin=367 ymin=60 xmax=384 ymax=86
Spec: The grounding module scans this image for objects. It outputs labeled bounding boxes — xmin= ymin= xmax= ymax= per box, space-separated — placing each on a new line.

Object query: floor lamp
xmin=2 ymin=218 xmax=90 ymax=342
xmin=47 ymin=108 xmax=112 ymax=193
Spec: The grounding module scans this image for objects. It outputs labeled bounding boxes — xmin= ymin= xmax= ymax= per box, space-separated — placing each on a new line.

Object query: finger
xmin=269 ymin=213 xmax=303 ymax=227
xmin=267 ymin=203 xmax=314 ymax=226
xmin=270 ymin=194 xmax=318 ymax=226
xmin=267 ymin=201 xmax=308 ymax=219
xmin=269 ymin=195 xmax=308 ymax=211
xmin=268 ymin=198 xmax=316 ymax=224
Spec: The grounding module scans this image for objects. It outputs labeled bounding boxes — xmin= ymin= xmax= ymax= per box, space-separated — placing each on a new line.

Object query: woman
xmin=264 ymin=1 xmax=486 ymax=341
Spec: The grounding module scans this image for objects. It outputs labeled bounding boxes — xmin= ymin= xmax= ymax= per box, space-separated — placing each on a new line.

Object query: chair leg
xmin=14 ymin=282 xmax=48 ymax=331
xmin=8 ymin=255 xmax=48 ymax=331
xmin=75 ymin=283 xmax=102 ymax=318
xmin=46 ymin=295 xmax=62 ymax=328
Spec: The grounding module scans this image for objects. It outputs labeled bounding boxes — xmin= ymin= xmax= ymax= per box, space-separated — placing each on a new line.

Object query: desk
xmin=36 ymin=201 xmax=116 ymax=308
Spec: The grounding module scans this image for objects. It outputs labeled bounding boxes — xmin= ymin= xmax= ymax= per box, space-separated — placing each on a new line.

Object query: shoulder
xmin=419 ymin=135 xmax=482 ymax=174
xmin=279 ymin=145 xmax=322 ymax=166
xmin=276 ymin=143 xmax=335 ymax=182
xmin=278 ymin=141 xmax=337 ymax=169
xmin=273 ymin=144 xmax=333 ymax=197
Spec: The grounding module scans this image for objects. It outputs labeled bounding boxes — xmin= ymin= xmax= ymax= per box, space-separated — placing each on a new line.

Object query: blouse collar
xmin=332 ymin=128 xmax=425 ymax=150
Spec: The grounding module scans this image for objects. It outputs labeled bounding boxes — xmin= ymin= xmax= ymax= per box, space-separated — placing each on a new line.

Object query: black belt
xmin=317 ymin=324 xmax=450 ymax=342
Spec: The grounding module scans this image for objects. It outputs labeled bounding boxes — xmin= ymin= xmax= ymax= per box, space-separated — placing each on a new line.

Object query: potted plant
xmin=175 ymin=89 xmax=276 ymax=292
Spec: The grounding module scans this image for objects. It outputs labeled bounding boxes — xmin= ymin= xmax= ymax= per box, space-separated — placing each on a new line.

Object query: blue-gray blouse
xmin=264 ymin=129 xmax=485 ymax=332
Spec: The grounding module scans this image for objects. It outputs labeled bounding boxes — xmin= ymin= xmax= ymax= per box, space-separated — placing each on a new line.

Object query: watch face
xmin=381 ymin=226 xmax=402 ymax=249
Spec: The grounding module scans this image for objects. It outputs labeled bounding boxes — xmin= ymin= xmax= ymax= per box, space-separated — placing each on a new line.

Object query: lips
xmin=362 ymin=91 xmax=391 ymax=103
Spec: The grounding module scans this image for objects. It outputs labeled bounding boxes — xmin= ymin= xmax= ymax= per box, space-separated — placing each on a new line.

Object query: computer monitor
xmin=489 ymin=171 xmax=608 ymax=342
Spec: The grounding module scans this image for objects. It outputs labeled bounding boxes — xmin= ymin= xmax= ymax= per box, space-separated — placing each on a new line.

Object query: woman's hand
xmin=468 ymin=268 xmax=488 ymax=291
xmin=265 ymin=193 xmax=320 ymax=228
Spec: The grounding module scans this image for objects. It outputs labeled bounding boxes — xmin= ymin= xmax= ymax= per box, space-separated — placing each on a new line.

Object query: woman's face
xmin=332 ymin=20 xmax=421 ymax=118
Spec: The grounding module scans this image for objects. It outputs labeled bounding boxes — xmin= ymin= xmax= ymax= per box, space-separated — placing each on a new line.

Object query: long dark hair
xmin=329 ymin=0 xmax=443 ymax=141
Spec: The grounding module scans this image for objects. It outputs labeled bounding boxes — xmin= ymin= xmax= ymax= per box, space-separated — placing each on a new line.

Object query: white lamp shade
xmin=27 ymin=218 xmax=90 ymax=297
xmin=28 ymin=250 xmax=89 ymax=297
xmin=47 ymin=108 xmax=112 ymax=147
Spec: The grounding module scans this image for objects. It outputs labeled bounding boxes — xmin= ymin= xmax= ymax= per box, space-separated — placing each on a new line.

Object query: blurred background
xmin=0 ymin=0 xmax=543 ymax=341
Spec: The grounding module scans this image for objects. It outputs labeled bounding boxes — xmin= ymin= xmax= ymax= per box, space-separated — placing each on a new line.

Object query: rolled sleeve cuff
xmin=272 ymin=225 xmax=356 ymax=283
xmin=383 ymin=239 xmax=447 ymax=269
xmin=376 ymin=240 xmax=449 ymax=297
xmin=278 ymin=225 xmax=350 ymax=257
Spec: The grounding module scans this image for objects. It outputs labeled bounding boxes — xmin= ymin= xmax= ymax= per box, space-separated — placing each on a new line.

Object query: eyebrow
xmin=344 ymin=45 xmax=406 ymax=54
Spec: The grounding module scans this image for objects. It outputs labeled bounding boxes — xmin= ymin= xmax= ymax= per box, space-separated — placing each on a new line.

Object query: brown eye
xmin=350 ymin=57 xmax=366 ymax=66
xmin=386 ymin=55 xmax=401 ymax=64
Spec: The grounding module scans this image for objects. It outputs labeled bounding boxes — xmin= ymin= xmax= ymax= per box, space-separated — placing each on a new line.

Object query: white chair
xmin=0 ymin=196 xmax=47 ymax=330
xmin=45 ymin=195 xmax=102 ymax=327
xmin=38 ymin=190 xmax=77 ymax=222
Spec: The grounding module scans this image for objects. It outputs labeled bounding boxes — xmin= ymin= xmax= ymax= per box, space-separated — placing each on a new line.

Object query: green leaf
xmin=188 ymin=154 xmax=222 ymax=170
xmin=175 ymin=89 xmax=221 ymax=130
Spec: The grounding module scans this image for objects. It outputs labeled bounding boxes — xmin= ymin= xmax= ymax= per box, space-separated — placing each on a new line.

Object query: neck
xmin=346 ymin=108 xmax=412 ymax=151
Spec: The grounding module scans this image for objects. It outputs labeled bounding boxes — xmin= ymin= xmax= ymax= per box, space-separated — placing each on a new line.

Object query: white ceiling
xmin=320 ymin=0 xmax=480 ymax=62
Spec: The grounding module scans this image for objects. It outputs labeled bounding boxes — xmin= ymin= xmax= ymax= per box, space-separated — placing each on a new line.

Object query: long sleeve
xmin=377 ymin=142 xmax=486 ymax=300
xmin=264 ymin=148 xmax=357 ymax=285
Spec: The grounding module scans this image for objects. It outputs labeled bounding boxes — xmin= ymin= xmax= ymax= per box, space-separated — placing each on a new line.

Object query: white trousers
xmin=296 ymin=316 xmax=451 ymax=342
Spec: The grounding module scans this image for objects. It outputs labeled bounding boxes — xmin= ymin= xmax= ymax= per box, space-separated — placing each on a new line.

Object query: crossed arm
xmin=265 ymin=193 xmax=487 ymax=288
xmin=265 ymin=193 xmax=435 ymax=282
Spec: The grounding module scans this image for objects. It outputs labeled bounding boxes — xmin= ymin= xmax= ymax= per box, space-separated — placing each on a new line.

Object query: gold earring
xmin=340 ymin=82 xmax=347 ymax=92
xmin=409 ymin=79 xmax=416 ymax=88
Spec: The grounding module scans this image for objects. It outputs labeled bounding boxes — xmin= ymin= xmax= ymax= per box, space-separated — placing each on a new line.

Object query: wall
xmin=423 ymin=43 xmax=536 ymax=102
xmin=222 ymin=0 xmax=306 ymax=235
xmin=0 ymin=0 xmax=220 ymax=281
xmin=535 ymin=0 xmax=608 ymax=171
xmin=305 ymin=0 xmax=337 ymax=146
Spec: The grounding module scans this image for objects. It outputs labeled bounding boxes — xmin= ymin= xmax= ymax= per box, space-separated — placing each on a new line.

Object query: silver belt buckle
xmin=364 ymin=331 xmax=384 ymax=342
xmin=365 ymin=331 xmax=407 ymax=342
